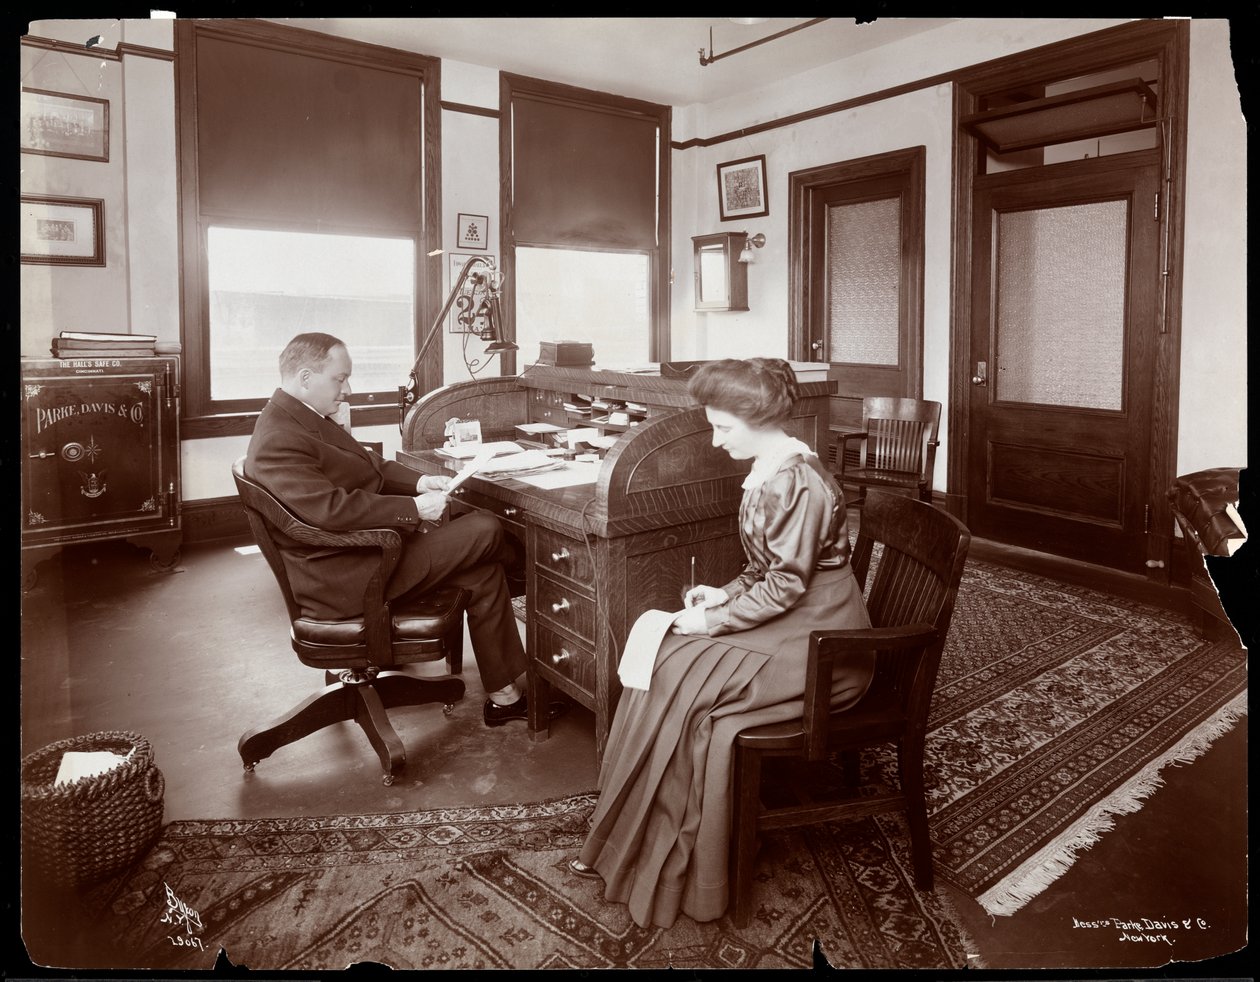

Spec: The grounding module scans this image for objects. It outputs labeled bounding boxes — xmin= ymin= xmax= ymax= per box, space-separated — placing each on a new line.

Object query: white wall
xmin=669 ymin=17 xmax=1248 ymax=492
xmin=22 ymin=18 xmax=1247 ymax=505
xmin=1177 ymin=20 xmax=1248 ymax=473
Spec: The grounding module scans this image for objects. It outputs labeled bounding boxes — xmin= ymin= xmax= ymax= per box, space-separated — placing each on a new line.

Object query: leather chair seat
xmin=292 ymin=586 xmax=467 ymax=667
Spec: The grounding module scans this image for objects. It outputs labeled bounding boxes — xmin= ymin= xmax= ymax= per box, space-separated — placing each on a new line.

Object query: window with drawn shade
xmin=206 ymin=227 xmax=415 ymax=402
xmin=514 ymin=247 xmax=650 ymax=369
xmin=826 ymin=197 xmax=901 ymax=366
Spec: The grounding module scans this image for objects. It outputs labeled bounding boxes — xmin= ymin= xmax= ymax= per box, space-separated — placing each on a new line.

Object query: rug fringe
xmin=976 ymin=692 xmax=1248 ymax=917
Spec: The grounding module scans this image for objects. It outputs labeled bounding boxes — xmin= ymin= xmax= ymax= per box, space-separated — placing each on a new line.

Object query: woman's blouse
xmin=703 ymin=440 xmax=853 ymax=636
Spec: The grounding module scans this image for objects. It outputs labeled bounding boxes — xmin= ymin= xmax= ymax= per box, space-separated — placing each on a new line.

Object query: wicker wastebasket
xmin=21 ymin=730 xmax=165 ymax=889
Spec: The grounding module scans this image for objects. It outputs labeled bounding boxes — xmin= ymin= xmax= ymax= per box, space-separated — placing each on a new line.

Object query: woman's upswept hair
xmin=279 ymin=332 xmax=346 ymax=379
xmin=687 ymin=357 xmax=798 ymax=428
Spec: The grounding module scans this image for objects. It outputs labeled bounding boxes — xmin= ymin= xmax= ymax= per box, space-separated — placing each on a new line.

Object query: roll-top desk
xmin=399 ymin=365 xmax=833 ymax=760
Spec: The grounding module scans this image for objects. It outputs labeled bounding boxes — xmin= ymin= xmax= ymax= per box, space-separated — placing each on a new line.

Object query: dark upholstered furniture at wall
xmin=1168 ymin=467 xmax=1243 ymax=640
xmin=232 ymin=458 xmax=468 ymax=785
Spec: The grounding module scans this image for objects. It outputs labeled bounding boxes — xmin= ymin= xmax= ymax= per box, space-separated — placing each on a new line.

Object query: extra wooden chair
xmin=728 ymin=490 xmax=970 ymax=926
xmin=232 ymin=458 xmax=468 ymax=786
xmin=834 ymin=397 xmax=941 ymax=507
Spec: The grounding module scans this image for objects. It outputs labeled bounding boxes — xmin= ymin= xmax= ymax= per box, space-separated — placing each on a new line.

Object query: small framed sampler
xmin=20 ymin=194 xmax=106 ymax=266
xmin=716 ymin=154 xmax=769 ymax=221
xmin=21 ymin=88 xmax=110 ymax=162
xmin=456 ymin=213 xmax=489 ymax=250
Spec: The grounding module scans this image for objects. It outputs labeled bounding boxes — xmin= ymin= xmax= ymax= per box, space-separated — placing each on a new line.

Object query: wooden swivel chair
xmin=728 ymin=490 xmax=970 ymax=926
xmin=834 ymin=397 xmax=941 ymax=507
xmin=232 ymin=458 xmax=468 ymax=786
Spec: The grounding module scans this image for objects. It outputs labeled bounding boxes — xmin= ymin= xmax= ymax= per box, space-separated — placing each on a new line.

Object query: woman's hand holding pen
xmin=683 ymin=585 xmax=728 ymax=610
xmin=672 ymin=585 xmax=728 ymax=636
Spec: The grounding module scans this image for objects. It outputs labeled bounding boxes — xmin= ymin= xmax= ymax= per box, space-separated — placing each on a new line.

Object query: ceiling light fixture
xmin=699 ymin=17 xmax=829 ymax=67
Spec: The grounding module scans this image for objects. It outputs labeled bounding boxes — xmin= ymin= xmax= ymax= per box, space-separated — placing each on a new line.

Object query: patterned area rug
xmin=79 ymin=794 xmax=972 ymax=970
xmin=898 ymin=558 xmax=1247 ymax=915
xmin=73 ymin=557 xmax=1246 ymax=968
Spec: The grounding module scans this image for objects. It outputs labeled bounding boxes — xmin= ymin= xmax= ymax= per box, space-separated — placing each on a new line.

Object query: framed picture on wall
xmin=716 ymin=154 xmax=769 ymax=221
xmin=456 ymin=213 xmax=489 ymax=250
xmin=20 ymin=195 xmax=106 ymax=266
xmin=20 ymin=88 xmax=110 ymax=162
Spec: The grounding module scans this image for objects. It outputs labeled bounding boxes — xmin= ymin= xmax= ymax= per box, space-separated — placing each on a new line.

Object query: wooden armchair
xmin=728 ymin=490 xmax=970 ymax=926
xmin=232 ymin=458 xmax=468 ymax=786
xmin=835 ymin=397 xmax=941 ymax=506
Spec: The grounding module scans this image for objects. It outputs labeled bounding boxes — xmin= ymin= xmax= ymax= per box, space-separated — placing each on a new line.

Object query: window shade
xmin=512 ymin=95 xmax=658 ymax=249
xmin=194 ymin=34 xmax=422 ymax=230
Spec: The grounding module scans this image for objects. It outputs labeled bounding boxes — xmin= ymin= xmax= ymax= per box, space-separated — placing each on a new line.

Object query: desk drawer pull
xmin=552 ymin=647 xmax=572 ymax=666
xmin=551 ymin=598 xmax=571 ymax=615
xmin=550 ymin=547 xmax=570 ymax=563
xmin=502 ymin=506 xmax=518 ymax=518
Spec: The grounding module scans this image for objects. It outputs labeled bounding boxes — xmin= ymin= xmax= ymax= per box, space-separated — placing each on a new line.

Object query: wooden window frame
xmin=175 ymin=19 xmax=442 ymax=439
xmin=498 ymin=72 xmax=671 ymax=373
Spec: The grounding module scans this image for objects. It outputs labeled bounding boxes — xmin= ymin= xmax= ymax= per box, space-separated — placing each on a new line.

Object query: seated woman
xmin=568 ymin=357 xmax=875 ymax=928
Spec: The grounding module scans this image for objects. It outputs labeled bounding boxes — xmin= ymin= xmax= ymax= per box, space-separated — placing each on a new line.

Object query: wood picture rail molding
xmin=22 ymin=34 xmax=175 ymax=61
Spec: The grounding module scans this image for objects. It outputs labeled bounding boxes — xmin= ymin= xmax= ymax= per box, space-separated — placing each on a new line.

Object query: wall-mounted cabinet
xmin=692 ymin=232 xmax=748 ymax=312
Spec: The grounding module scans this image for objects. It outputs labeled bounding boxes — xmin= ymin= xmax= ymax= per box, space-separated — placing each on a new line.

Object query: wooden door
xmin=966 ymin=152 xmax=1160 ymax=569
xmin=793 ymin=148 xmax=924 ymax=435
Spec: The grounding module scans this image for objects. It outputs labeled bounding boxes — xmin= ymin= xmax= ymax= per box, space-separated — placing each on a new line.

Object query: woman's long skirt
xmin=577 ymin=564 xmax=874 ymax=928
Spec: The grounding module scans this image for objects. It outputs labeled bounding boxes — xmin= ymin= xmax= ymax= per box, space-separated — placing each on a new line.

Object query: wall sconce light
xmin=738 ymin=232 xmax=766 ymax=263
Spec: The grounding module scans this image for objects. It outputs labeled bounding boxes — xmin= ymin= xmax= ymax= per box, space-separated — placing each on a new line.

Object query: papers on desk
xmin=617 ymin=608 xmax=686 ymax=690
xmin=434 ymin=440 xmax=523 ymax=460
xmin=511 ymin=459 xmax=601 ymax=489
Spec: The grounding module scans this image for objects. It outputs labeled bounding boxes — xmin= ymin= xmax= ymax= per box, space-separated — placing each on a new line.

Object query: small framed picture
xmin=20 ymin=195 xmax=105 ymax=266
xmin=21 ymin=88 xmax=110 ymax=162
xmin=716 ymin=154 xmax=769 ymax=221
xmin=456 ymin=213 xmax=489 ymax=250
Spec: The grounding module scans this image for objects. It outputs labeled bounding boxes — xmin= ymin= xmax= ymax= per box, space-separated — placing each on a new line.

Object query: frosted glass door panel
xmin=994 ymin=201 xmax=1127 ymax=410
xmin=827 ymin=198 xmax=901 ymax=366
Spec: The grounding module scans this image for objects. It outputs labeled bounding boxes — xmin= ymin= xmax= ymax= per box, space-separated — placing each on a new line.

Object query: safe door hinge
xmin=1144 ymin=503 xmax=1151 ymax=533
xmin=1154 ymin=191 xmax=1159 ymax=221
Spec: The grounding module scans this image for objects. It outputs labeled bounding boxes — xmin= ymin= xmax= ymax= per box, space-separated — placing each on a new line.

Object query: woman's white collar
xmin=742 ymin=435 xmax=817 ymax=490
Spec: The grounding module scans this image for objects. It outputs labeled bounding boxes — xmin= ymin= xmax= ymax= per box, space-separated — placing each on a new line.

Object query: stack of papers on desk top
xmin=476 ymin=449 xmax=557 ymax=474
xmin=434 ymin=441 xmax=523 ymax=460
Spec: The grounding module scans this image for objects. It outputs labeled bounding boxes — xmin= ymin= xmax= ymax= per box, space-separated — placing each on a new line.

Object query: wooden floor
xmin=17 ymin=536 xmax=1251 ymax=973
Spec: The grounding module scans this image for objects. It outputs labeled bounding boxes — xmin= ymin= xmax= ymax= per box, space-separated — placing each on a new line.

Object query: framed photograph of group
xmin=20 ymin=87 xmax=110 ymax=162
xmin=716 ymin=154 xmax=769 ymax=221
xmin=20 ymin=195 xmax=106 ymax=266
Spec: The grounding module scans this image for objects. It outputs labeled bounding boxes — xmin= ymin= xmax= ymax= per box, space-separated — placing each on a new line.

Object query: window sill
xmin=181 ymin=403 xmax=401 ymax=440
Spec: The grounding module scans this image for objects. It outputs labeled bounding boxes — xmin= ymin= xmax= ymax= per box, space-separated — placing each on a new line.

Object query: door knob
xmin=810 ymin=340 xmax=824 ymax=352
xmin=972 ymin=360 xmax=988 ymax=385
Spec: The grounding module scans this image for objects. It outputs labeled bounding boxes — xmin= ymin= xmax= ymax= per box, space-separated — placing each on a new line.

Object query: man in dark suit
xmin=246 ymin=332 xmax=553 ymax=726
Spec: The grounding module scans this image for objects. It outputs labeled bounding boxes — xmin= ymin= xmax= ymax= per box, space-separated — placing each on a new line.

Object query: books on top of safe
xmin=52 ymin=330 xmax=157 ymax=358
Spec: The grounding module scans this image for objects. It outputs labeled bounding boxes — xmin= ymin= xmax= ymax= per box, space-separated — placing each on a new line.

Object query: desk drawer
xmin=533 ymin=571 xmax=596 ymax=643
xmin=533 ymin=625 xmax=595 ymax=694
xmin=532 ymin=525 xmax=593 ymax=583
xmin=448 ymin=489 xmax=526 ymax=541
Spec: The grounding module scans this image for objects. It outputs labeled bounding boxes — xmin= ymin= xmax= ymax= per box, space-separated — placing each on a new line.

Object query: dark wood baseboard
xmin=182 ymin=495 xmax=252 ymax=544
xmin=968 ymin=536 xmax=1193 ymax=616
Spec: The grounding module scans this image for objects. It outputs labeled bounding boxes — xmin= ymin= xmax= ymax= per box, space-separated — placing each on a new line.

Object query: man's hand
xmin=417 ymin=474 xmax=453 ymax=494
xmin=414 ymin=490 xmax=448 ymax=522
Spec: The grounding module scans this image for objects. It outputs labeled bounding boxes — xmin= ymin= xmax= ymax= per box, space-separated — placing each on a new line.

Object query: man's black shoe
xmin=482 ymin=694 xmax=569 ymax=727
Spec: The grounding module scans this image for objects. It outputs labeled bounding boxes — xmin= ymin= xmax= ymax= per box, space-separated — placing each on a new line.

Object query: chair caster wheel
xmin=243 ymin=761 xmax=257 ymax=773
xmin=443 ymin=703 xmax=455 ymax=717
xmin=383 ymin=773 xmax=396 ymax=786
